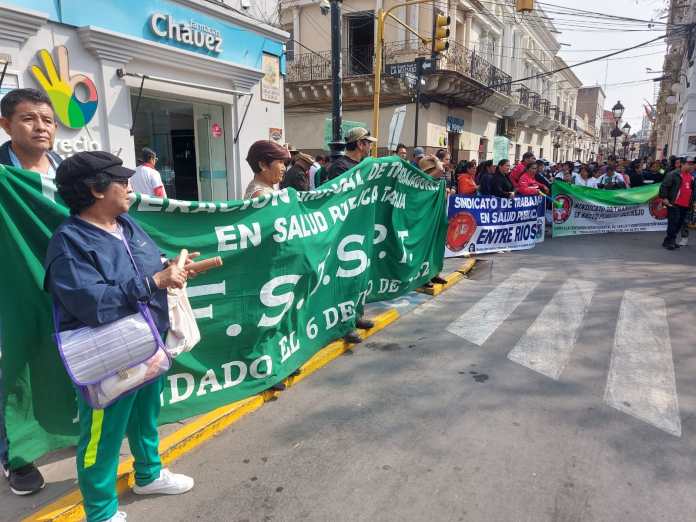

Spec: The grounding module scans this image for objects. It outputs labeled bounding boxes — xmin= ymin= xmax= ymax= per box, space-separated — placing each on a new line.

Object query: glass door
xmin=194 ymin=103 xmax=228 ymax=201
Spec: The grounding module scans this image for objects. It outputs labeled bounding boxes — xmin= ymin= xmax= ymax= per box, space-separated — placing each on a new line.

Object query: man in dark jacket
xmin=0 ymin=88 xmax=62 ymax=495
xmin=659 ymin=156 xmax=696 ymax=250
xmin=323 ymin=127 xmax=376 ymax=183
xmin=281 ymin=152 xmax=313 ymax=191
xmin=321 ymin=127 xmax=377 ymax=343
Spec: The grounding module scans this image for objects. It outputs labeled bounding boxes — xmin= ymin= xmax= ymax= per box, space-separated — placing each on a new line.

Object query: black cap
xmin=56 ymin=151 xmax=135 ymax=186
xmin=142 ymin=147 xmax=157 ymax=160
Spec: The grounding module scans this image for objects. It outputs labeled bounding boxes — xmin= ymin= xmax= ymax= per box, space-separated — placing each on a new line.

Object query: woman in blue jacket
xmin=44 ymin=151 xmax=195 ymax=522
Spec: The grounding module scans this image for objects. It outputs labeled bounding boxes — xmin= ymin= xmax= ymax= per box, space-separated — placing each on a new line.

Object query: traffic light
xmin=516 ymin=0 xmax=534 ymax=12
xmin=432 ymin=13 xmax=450 ymax=54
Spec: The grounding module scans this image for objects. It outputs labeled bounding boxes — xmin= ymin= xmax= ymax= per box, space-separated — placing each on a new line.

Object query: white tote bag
xmin=165 ymin=284 xmax=201 ymax=357
xmin=164 ymin=249 xmax=201 ymax=357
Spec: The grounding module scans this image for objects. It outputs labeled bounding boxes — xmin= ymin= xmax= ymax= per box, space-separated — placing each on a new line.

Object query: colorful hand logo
xmin=31 ymin=46 xmax=98 ymax=129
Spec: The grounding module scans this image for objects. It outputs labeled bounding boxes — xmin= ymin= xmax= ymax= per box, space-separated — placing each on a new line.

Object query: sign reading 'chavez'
xmin=0 ymin=158 xmax=446 ymax=467
xmin=445 ymin=194 xmax=545 ymax=256
xmin=150 ymin=12 xmax=224 ymax=53
xmin=552 ymin=181 xmax=667 ymax=237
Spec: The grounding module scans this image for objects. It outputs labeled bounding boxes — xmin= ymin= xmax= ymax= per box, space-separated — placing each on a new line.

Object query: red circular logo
xmin=447 ymin=212 xmax=477 ymax=251
xmin=649 ymin=197 xmax=668 ymax=220
xmin=552 ymin=195 xmax=573 ymax=224
xmin=211 ymin=123 xmax=223 ymax=138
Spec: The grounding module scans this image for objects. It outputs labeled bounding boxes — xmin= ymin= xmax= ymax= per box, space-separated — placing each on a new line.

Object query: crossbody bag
xmin=52 ymin=230 xmax=171 ymax=409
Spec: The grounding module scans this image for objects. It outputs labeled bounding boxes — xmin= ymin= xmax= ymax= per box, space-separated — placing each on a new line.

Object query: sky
xmin=545 ymin=0 xmax=669 ymax=131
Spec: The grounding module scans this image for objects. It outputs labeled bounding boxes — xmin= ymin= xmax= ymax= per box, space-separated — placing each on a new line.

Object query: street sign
xmin=386 ymin=58 xmax=435 ymax=77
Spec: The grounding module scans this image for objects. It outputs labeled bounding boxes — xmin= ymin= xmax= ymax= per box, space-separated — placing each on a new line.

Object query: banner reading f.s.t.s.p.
xmin=0 ymin=157 xmax=446 ymax=467
xmin=551 ymin=181 xmax=667 ymax=237
xmin=445 ymin=194 xmax=545 ymax=256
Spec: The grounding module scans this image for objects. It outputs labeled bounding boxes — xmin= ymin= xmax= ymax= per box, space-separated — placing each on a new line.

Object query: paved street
xmin=118 ymin=232 xmax=696 ymax=522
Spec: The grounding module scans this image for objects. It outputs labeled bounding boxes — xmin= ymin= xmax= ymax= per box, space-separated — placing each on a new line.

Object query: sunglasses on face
xmin=110 ymin=177 xmax=130 ymax=187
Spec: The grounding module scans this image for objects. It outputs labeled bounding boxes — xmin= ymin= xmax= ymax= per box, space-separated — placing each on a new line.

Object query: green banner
xmin=551 ymin=181 xmax=667 ymax=237
xmin=0 ymin=157 xmax=446 ymax=466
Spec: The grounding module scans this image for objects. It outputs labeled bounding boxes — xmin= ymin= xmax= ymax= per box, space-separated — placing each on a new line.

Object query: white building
xmin=654 ymin=0 xmax=696 ymax=158
xmin=0 ymin=0 xmax=288 ymax=200
xmin=280 ymin=0 xmax=582 ymax=164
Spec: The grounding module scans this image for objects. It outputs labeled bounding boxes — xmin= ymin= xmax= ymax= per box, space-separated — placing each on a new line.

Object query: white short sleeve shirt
xmin=131 ymin=164 xmax=164 ymax=196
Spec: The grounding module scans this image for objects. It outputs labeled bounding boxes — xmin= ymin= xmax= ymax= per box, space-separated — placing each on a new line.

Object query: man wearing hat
xmin=411 ymin=147 xmax=425 ymax=167
xmin=659 ymin=156 xmax=696 ymax=250
xmin=131 ymin=147 xmax=166 ymax=198
xmin=324 ymin=127 xmax=376 ymax=183
xmin=322 ymin=127 xmax=377 ymax=342
xmin=281 ymin=151 xmax=314 ymax=192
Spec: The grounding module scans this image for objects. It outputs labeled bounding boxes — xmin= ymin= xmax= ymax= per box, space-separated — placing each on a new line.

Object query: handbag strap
xmin=52 ymin=222 xmax=163 ymax=348
xmin=118 ymin=225 xmax=164 ymax=347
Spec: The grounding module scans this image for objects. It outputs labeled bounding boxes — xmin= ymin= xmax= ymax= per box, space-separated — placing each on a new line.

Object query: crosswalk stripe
xmin=604 ymin=290 xmax=682 ymax=437
xmin=507 ymin=278 xmax=596 ymax=380
xmin=446 ymin=268 xmax=545 ymax=346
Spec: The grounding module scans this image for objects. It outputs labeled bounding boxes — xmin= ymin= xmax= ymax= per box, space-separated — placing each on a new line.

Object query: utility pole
xmin=329 ymin=0 xmax=345 ymax=160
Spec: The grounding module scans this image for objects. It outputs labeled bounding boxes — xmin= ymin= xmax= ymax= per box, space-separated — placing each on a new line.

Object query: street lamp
xmin=611 ymin=100 xmax=624 ymax=157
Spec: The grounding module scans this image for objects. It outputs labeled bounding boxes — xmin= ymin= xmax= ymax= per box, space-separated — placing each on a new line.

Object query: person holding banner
xmin=481 ymin=159 xmax=514 ymax=198
xmin=660 ymin=156 xmax=696 ymax=250
xmin=245 ymin=140 xmax=292 ymax=198
xmin=517 ymin=163 xmax=546 ymax=196
xmin=456 ymin=160 xmax=478 ymax=195
xmin=0 ymin=87 xmax=63 ymax=495
xmin=598 ymin=166 xmax=626 ymax=190
xmin=44 ymin=152 xmax=197 ymax=522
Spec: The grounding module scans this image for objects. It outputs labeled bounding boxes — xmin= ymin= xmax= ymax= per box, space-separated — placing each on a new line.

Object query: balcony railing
xmin=286 ymin=40 xmax=512 ymax=97
xmin=530 ymin=91 xmax=541 ymax=112
xmin=286 ymin=45 xmax=374 ymax=82
xmin=516 ymin=85 xmax=530 ymax=106
xmin=540 ymin=99 xmax=550 ymax=117
xmin=551 ymin=106 xmax=559 ymax=121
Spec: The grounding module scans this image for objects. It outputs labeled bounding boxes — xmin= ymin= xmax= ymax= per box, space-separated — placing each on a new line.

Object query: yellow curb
xmin=24 ymin=308 xmax=401 ymax=522
xmin=416 ymin=258 xmax=477 ymax=296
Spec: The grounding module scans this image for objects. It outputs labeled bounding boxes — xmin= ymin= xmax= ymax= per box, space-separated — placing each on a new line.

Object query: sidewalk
xmin=6 ymin=257 xmax=474 ymax=522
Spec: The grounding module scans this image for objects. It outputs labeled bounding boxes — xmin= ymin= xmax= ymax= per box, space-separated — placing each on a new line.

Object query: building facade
xmin=653 ymin=0 xmax=695 ymax=158
xmin=280 ymin=0 xmax=582 ymax=165
xmin=0 ymin=0 xmax=288 ymax=200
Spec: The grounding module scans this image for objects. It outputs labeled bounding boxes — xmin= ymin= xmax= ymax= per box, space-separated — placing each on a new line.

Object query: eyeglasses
xmin=110 ymin=177 xmax=130 ymax=187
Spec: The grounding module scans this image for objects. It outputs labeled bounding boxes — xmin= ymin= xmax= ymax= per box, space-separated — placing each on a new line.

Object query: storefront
xmin=0 ymin=0 xmax=287 ymax=200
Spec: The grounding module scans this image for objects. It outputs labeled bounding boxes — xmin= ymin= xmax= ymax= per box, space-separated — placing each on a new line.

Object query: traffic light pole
xmin=371 ymin=0 xmax=433 ymax=156
xmin=413 ymin=57 xmax=424 ymax=149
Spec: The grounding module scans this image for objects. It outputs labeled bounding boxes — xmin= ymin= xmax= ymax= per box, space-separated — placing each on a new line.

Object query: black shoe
xmin=356 ymin=318 xmax=374 ymax=330
xmin=343 ymin=331 xmax=363 ymax=344
xmin=7 ymin=463 xmax=45 ymax=496
xmin=290 ymin=369 xmax=301 ymax=377
xmin=269 ymin=383 xmax=286 ymax=392
xmin=431 ymin=276 xmax=448 ymax=285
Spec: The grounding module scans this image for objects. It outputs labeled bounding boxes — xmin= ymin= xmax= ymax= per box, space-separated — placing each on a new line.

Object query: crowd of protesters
xmin=250 ymin=139 xmax=696 ymax=254
xmin=1 ymin=85 xmax=694 ymax=521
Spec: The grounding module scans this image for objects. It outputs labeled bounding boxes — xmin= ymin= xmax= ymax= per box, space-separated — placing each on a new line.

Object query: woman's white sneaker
xmin=132 ymin=469 xmax=194 ymax=495
xmin=105 ymin=511 xmax=127 ymax=521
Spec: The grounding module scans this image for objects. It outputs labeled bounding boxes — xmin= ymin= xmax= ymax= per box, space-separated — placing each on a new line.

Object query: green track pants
xmin=76 ymin=377 xmax=163 ymax=522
